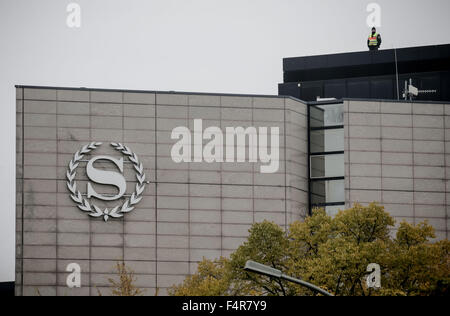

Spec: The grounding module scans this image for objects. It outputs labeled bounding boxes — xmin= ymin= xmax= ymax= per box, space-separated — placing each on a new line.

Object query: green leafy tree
xmin=381 ymin=222 xmax=449 ymax=296
xmin=168 ymin=258 xmax=233 ymax=296
xmin=170 ymin=203 xmax=450 ymax=296
xmin=287 ymin=204 xmax=394 ymax=296
xmin=228 ymin=221 xmax=292 ymax=296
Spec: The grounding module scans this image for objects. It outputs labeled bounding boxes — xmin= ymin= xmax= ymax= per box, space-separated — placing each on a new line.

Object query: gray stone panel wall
xmin=345 ymin=100 xmax=449 ymax=240
xmin=16 ymin=87 xmax=308 ymax=296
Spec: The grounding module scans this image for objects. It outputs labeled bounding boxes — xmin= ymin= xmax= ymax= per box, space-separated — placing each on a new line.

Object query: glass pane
xmin=311 ymin=179 xmax=345 ymax=205
xmin=310 ymin=103 xmax=344 ymax=128
xmin=310 ymin=129 xmax=344 ymax=153
xmin=310 ymin=154 xmax=344 ymax=178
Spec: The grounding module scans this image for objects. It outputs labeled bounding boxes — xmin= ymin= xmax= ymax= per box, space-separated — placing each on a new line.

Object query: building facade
xmin=344 ymin=99 xmax=450 ymax=240
xmin=15 ymin=86 xmax=449 ymax=296
xmin=309 ymin=99 xmax=450 ymax=241
xmin=15 ymin=86 xmax=309 ymax=296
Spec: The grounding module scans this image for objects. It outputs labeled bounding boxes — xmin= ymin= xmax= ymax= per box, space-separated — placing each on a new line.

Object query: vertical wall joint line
xmin=20 ymin=87 xmax=25 ymax=297
xmin=154 ymin=94 xmax=158 ymax=291
xmin=284 ymin=98 xmax=288 ymax=230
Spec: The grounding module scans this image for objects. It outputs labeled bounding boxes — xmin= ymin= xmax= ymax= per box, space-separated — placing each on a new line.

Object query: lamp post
xmin=243 ymin=260 xmax=333 ymax=297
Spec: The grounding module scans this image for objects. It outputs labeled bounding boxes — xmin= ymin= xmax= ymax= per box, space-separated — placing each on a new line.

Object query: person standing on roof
xmin=368 ymin=27 xmax=382 ymax=51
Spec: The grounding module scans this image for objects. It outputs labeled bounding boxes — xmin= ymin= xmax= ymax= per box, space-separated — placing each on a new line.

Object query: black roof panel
xmin=283 ymin=43 xmax=450 ymax=73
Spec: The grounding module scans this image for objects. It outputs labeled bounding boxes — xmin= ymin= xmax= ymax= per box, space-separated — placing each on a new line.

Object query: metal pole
xmin=394 ymin=47 xmax=400 ymax=100
xmin=404 ymin=80 xmax=408 ymax=101
xmin=244 ymin=260 xmax=333 ymax=296
xmin=409 ymin=78 xmax=413 ymax=101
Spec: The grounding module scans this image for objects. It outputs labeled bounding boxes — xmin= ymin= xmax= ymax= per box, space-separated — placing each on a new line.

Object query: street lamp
xmin=243 ymin=260 xmax=333 ymax=297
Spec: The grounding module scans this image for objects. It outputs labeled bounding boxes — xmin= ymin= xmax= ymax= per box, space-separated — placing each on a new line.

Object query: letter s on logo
xmin=86 ymin=156 xmax=127 ymax=201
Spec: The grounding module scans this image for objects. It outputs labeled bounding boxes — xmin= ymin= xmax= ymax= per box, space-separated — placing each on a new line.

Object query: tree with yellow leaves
xmin=108 ymin=262 xmax=144 ymax=296
xmin=170 ymin=203 xmax=449 ymax=296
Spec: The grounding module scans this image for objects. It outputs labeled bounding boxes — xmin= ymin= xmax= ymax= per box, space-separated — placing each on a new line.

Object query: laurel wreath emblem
xmin=66 ymin=142 xmax=147 ymax=222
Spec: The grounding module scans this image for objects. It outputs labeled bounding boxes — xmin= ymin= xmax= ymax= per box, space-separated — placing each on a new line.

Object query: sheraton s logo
xmin=66 ymin=142 xmax=147 ymax=222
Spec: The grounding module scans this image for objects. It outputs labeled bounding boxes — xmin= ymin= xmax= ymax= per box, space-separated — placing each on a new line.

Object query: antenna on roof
xmin=402 ymin=78 xmax=437 ymax=101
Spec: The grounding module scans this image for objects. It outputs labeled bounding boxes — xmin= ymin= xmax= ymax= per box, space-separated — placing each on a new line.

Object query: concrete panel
xmin=413 ymin=140 xmax=444 ymax=154
xmin=91 ymin=91 xmax=123 ymax=103
xmin=124 ymin=92 xmax=156 ymax=105
xmin=414 ymin=166 xmax=445 ymax=179
xmin=124 ymin=234 xmax=155 ymax=248
xmin=91 ymin=116 xmax=122 ymax=129
xmin=382 ymin=152 xmax=412 ymax=165
xmin=157 ymin=235 xmax=188 ymax=248
xmin=91 ymin=103 xmax=123 ymax=116
xmin=188 ymin=95 xmax=220 ymax=107
xmin=382 ymin=139 xmax=413 ymax=152
xmin=382 ymin=165 xmax=413 ymax=178
xmin=190 ymin=236 xmax=221 ymax=249
xmin=349 ymin=138 xmax=381 ymax=151
xmin=380 ymin=102 xmax=411 ymax=114
xmin=348 ymin=164 xmax=381 ymax=177
xmin=349 ymin=126 xmax=380 ymax=139
xmin=124 ymin=104 xmax=155 ymax=117
xmin=285 ymin=98 xmax=306 ymax=114
xmin=382 ymin=178 xmax=414 ymax=191
xmin=157 ymin=248 xmax=189 ymax=262
xmin=253 ymin=109 xmax=284 ymax=122
xmin=382 ymin=114 xmax=412 ymax=127
xmin=381 ymin=127 xmax=412 ymax=140
xmin=24 ymin=88 xmax=57 ymax=100
xmin=157 ymin=209 xmax=188 ymax=223
xmin=413 ymin=115 xmax=444 ymax=128
xmin=349 ymin=151 xmax=381 ymax=164
xmin=190 ymin=210 xmax=221 ymax=223
xmin=157 ymin=262 xmax=189 ymax=275
xmin=349 ymin=189 xmax=381 ymax=203
xmin=414 ymin=153 xmax=444 ymax=166
xmin=382 ymin=204 xmax=413 ymax=217
xmin=254 ymin=97 xmax=284 ymax=109
xmin=221 ymin=96 xmax=253 ymax=108
xmin=414 ymin=179 xmax=446 ymax=192
xmin=25 ymin=114 xmax=57 ymax=127
xmin=349 ymin=113 xmax=380 ymax=126
xmin=349 ymin=101 xmax=380 ymax=113
xmin=57 ymin=115 xmax=89 ymax=128
xmin=24 ymin=100 xmax=57 ymax=114
xmin=57 ymin=127 xmax=90 ymax=141
xmin=349 ymin=177 xmax=381 ymax=190
xmin=158 ymin=105 xmax=188 ymax=119
xmin=157 ymin=93 xmax=188 ymax=106
xmin=382 ymin=191 xmax=413 ymax=204
xmin=413 ymin=128 xmax=444 ymax=141
xmin=57 ymin=89 xmax=90 ymax=102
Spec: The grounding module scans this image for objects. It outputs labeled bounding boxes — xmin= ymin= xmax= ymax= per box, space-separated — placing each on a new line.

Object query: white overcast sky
xmin=1 ymin=0 xmax=450 ymax=282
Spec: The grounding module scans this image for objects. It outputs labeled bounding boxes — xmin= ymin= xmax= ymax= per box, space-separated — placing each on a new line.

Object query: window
xmin=308 ymin=102 xmax=345 ymax=216
xmin=310 ymin=154 xmax=344 ymax=178
xmin=311 ymin=179 xmax=345 ymax=205
xmin=310 ymin=129 xmax=344 ymax=153
xmin=310 ymin=103 xmax=344 ymax=128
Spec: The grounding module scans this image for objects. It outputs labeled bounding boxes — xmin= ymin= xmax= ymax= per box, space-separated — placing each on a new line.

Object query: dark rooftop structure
xmin=279 ymin=44 xmax=450 ymax=102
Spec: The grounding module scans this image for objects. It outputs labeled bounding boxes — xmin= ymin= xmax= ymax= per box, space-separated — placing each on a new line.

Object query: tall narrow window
xmin=308 ymin=102 xmax=345 ymax=216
